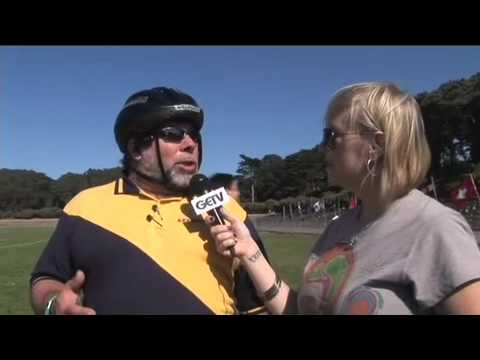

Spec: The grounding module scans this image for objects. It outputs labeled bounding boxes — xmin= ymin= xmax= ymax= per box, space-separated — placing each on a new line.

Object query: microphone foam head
xmin=189 ymin=173 xmax=211 ymax=198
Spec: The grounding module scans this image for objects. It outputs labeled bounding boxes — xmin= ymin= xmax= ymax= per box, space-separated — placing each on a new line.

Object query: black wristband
xmin=258 ymin=273 xmax=282 ymax=302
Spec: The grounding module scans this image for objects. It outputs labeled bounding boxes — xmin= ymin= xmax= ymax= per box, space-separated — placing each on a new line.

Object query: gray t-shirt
xmin=297 ymin=189 xmax=480 ymax=315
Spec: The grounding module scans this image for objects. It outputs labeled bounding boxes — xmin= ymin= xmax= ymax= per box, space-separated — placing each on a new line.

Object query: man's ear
xmin=127 ymin=139 xmax=142 ymax=161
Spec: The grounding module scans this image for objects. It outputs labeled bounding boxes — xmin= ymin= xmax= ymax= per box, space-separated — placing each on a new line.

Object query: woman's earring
xmin=366 ymin=158 xmax=376 ymax=177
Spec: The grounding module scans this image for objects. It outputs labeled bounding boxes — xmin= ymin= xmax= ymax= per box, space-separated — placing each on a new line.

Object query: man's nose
xmin=180 ymin=134 xmax=197 ymax=151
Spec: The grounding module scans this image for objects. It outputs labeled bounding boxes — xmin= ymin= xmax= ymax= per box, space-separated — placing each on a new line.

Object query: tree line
xmin=0 ymin=168 xmax=121 ymax=218
xmin=236 ymin=73 xmax=480 ymax=211
xmin=2 ymin=72 xmax=480 ymax=218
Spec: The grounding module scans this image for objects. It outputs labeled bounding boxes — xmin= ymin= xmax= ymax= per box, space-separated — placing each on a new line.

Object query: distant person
xmin=30 ymin=86 xmax=268 ymax=315
xmin=207 ymin=82 xmax=480 ymax=314
xmin=209 ymin=173 xmax=241 ymax=201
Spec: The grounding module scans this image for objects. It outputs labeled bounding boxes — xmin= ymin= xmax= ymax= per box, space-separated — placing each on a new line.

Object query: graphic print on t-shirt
xmin=338 ymin=286 xmax=384 ymax=314
xmin=301 ymin=245 xmax=355 ymax=314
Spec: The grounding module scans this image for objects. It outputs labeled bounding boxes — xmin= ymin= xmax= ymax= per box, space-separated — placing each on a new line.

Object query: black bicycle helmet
xmin=115 ymin=86 xmax=204 ymax=153
xmin=114 ymin=87 xmax=204 ymax=186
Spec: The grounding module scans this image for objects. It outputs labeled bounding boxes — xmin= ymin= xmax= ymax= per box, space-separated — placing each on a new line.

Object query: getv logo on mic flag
xmin=190 ymin=187 xmax=230 ymax=215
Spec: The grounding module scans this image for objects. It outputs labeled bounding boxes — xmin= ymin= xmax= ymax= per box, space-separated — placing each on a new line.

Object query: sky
xmin=2 ymin=46 xmax=480 ymax=180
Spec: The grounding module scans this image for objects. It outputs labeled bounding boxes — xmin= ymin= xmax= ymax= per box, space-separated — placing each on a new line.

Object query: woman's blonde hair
xmin=326 ymin=82 xmax=431 ymax=199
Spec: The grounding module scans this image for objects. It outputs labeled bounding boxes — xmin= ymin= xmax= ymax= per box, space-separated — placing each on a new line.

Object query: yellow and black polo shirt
xmin=31 ymin=177 xmax=268 ymax=315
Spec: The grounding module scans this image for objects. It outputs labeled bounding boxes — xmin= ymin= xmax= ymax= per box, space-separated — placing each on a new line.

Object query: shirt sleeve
xmin=30 ymin=211 xmax=76 ymax=286
xmin=404 ymin=209 xmax=480 ymax=311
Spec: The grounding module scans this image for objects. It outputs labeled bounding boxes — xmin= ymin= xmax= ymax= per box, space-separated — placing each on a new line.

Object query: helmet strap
xmin=154 ymin=135 xmax=168 ymax=183
xmin=130 ymin=134 xmax=167 ymax=185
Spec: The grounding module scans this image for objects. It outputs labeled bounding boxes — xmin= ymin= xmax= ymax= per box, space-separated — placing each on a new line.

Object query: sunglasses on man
xmin=154 ymin=126 xmax=201 ymax=143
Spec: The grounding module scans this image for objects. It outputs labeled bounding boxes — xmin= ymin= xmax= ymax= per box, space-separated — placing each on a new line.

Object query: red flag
xmin=450 ymin=176 xmax=478 ymax=210
xmin=349 ymin=194 xmax=358 ymax=209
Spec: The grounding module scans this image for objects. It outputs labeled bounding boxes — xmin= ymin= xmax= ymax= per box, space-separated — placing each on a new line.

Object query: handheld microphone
xmin=189 ymin=174 xmax=226 ymax=225
xmin=189 ymin=174 xmax=235 ymax=255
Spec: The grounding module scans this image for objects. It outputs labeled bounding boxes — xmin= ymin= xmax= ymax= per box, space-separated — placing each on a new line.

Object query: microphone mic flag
xmin=189 ymin=174 xmax=235 ymax=256
xmin=188 ymin=174 xmax=228 ymax=225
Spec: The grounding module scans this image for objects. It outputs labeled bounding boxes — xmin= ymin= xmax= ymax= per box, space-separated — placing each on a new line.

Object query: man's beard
xmin=164 ymin=166 xmax=196 ymax=193
xmin=138 ymin=163 xmax=196 ymax=194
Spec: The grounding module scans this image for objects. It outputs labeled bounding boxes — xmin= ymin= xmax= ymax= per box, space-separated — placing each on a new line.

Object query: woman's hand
xmin=208 ymin=209 xmax=258 ymax=260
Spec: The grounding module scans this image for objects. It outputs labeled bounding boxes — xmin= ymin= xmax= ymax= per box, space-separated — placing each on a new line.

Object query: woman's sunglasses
xmin=322 ymin=128 xmax=370 ymax=150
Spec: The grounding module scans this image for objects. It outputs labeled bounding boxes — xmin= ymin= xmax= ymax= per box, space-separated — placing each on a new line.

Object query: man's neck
xmin=128 ymin=173 xmax=179 ymax=199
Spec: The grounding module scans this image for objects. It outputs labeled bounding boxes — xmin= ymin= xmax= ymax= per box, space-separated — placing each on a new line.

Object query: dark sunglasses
xmin=155 ymin=126 xmax=201 ymax=143
xmin=322 ymin=127 xmax=368 ymax=150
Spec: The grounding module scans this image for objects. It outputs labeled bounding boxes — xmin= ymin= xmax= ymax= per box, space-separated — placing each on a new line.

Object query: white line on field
xmin=0 ymin=240 xmax=47 ymax=250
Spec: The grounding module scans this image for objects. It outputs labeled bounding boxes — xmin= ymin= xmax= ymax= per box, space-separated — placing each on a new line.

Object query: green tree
xmin=419 ymin=72 xmax=480 ymax=182
xmin=237 ymin=154 xmax=261 ymax=203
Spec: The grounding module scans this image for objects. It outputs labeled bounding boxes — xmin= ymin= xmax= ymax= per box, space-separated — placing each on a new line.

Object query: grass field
xmin=0 ymin=227 xmax=53 ymax=314
xmin=260 ymin=232 xmax=317 ymax=289
xmin=0 ymin=225 xmax=317 ymax=315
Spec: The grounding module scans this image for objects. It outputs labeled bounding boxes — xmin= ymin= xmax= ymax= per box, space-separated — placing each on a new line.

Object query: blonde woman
xmin=209 ymin=82 xmax=480 ymax=315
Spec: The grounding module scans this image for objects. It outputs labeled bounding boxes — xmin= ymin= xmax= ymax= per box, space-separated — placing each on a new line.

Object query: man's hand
xmin=51 ymin=270 xmax=96 ymax=315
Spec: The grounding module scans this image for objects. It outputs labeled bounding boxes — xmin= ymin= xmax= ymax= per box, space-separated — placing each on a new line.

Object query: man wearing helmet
xmin=30 ymin=87 xmax=268 ymax=315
